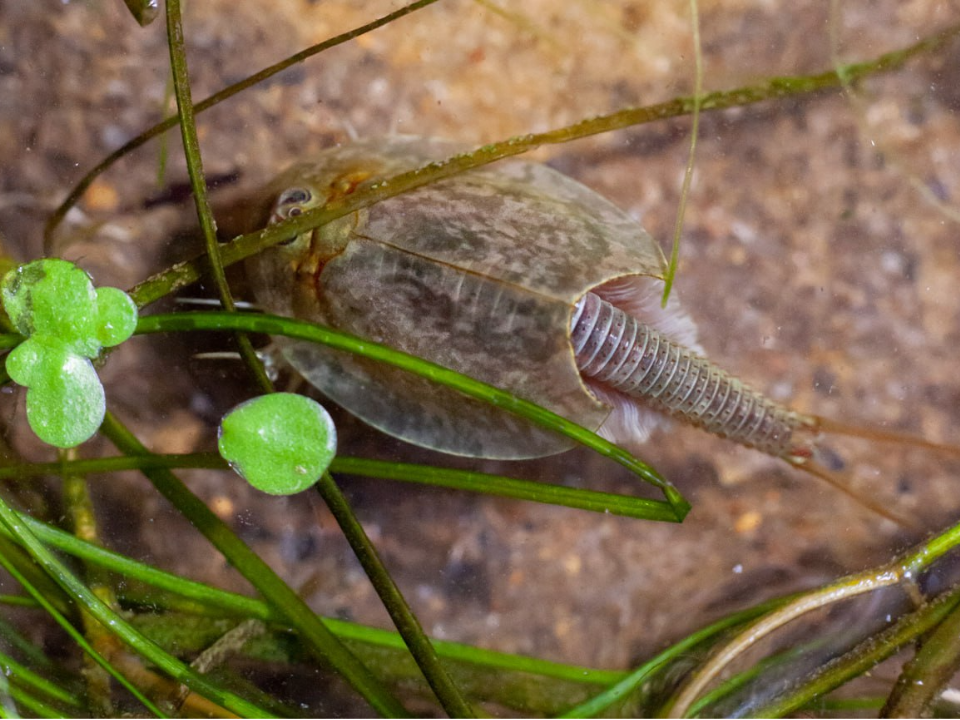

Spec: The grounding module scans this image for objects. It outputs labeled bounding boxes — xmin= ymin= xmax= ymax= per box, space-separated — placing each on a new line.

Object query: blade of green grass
xmin=0 ymin=453 xmax=674 ymax=520
xmin=0 ymin=650 xmax=83 ymax=710
xmin=164 ymin=0 xmax=271 ymax=393
xmin=7 ymin=684 xmax=67 ymax=719
xmin=0 ymin=663 xmax=16 ymax=719
xmin=0 ymin=520 xmax=169 ymax=717
xmin=0 ymin=536 xmax=72 ymax=618
xmin=0 ymin=511 xmax=622 ymax=689
xmin=330 ymin=457 xmax=677 ymax=521
xmin=134 ymin=310 xmax=690 ymax=520
xmin=315 ymin=472 xmax=475 ymax=717
xmin=0 ymin=617 xmax=61 ymax=675
xmin=0 ymin=597 xmax=37 ymax=608
xmin=660 ymin=0 xmax=702 ymax=306
xmin=124 ymin=22 xmax=960 ymax=311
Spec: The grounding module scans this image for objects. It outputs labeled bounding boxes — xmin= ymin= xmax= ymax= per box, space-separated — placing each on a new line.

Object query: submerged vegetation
xmin=0 ymin=0 xmax=959 ymax=715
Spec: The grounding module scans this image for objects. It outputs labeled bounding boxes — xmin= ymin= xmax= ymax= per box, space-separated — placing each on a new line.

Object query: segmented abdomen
xmin=571 ymin=292 xmax=811 ymax=458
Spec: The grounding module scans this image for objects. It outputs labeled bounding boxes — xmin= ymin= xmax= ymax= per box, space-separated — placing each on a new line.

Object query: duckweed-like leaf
xmin=1 ymin=259 xmax=138 ymax=448
xmin=7 ymin=340 xmax=106 ymax=448
xmin=3 ymin=259 xmax=98 ymax=354
xmin=218 ymin=393 xmax=337 ymax=495
xmin=94 ymin=286 xmax=139 ymax=348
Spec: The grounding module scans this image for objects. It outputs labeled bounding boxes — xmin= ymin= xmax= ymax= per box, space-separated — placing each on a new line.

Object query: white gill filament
xmin=571 ymin=292 xmax=808 ymax=457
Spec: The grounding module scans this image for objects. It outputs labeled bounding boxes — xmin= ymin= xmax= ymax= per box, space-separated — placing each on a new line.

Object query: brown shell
xmin=246 ymin=137 xmax=667 ymax=459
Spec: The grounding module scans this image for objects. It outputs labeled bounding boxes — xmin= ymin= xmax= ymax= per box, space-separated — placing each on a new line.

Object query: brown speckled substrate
xmin=2 ymin=0 xmax=960 ymax=712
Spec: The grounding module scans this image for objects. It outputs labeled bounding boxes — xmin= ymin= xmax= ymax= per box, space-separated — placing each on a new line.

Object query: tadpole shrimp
xmin=570 ymin=288 xmax=960 ymax=525
xmin=247 ymin=136 xmax=960 ymax=525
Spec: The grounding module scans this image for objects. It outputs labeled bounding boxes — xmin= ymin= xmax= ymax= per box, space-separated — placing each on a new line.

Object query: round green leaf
xmin=94 ymin=286 xmax=138 ymax=347
xmin=17 ymin=347 xmax=105 ymax=448
xmin=5 ymin=336 xmax=53 ymax=387
xmin=218 ymin=393 xmax=337 ymax=495
xmin=1 ymin=259 xmax=99 ymax=354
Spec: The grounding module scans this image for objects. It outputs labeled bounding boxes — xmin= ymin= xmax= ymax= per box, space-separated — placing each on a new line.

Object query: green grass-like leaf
xmin=0 ymin=502 xmax=625 ymax=713
xmin=134 ymin=310 xmax=691 ymax=520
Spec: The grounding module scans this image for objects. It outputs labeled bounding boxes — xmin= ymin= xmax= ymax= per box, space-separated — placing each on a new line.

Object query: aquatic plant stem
xmin=0 ymin=507 xmax=625 ymax=700
xmin=127 ymin=21 xmax=960 ymax=311
xmin=134 ymin=311 xmax=689 ymax=520
xmin=661 ymin=0 xmax=702 ymax=305
xmin=560 ymin=597 xmax=786 ymax=717
xmin=164 ymin=0 xmax=271 ymax=393
xmin=665 ymin=514 xmax=960 ymax=717
xmin=664 ymin=565 xmax=905 ymax=717
xmin=0 ymin=493 xmax=243 ymax=717
xmin=881 ymin=594 xmax=960 ymax=717
xmin=752 ymin=585 xmax=960 ymax=718
xmin=315 ymin=472 xmax=476 ymax=717
xmin=61 ymin=446 xmax=119 ymax=715
xmin=0 ymin=451 xmax=676 ymax=521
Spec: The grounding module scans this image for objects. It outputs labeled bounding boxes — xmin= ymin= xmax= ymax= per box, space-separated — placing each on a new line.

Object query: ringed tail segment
xmin=571 ymin=291 xmax=817 ymax=459
xmin=570 ymin=292 xmax=925 ymax=529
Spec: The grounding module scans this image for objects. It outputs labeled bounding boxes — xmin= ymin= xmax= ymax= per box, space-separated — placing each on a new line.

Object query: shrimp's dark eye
xmin=270 ymin=186 xmax=315 ymax=233
xmin=278 ymin=187 xmax=312 ymax=206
